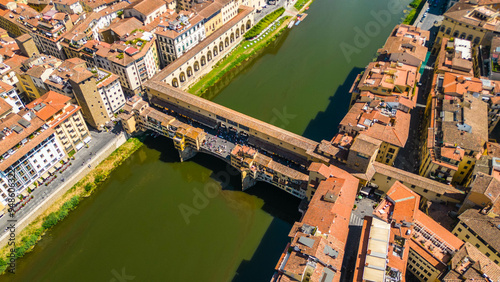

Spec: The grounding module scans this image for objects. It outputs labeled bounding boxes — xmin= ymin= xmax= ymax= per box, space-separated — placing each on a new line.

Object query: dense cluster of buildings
xmin=7 ymin=0 xmax=500 ymax=280
xmin=113 ymin=10 xmax=500 ymax=279
xmin=0 ymin=0 xmax=264 ymax=212
xmin=267 ymin=0 xmax=500 ymax=279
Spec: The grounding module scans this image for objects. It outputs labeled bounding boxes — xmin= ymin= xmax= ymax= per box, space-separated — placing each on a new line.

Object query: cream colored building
xmin=156 ymin=6 xmax=254 ymax=90
xmin=453 ymin=209 xmax=500 ymax=266
xmin=435 ymin=2 xmax=500 ymax=51
xmin=26 ymin=91 xmax=91 ymax=155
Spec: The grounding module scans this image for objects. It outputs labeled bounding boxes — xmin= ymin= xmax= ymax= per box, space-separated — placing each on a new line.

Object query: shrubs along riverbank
xmin=188 ymin=15 xmax=291 ymax=95
xmin=0 ymin=137 xmax=144 ymax=274
xmin=244 ymin=8 xmax=285 ymax=39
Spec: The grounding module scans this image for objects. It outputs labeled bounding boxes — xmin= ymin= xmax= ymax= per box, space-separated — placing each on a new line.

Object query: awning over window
xmin=75 ymin=142 xmax=84 ymax=151
xmin=360 ymin=186 xmax=372 ymax=196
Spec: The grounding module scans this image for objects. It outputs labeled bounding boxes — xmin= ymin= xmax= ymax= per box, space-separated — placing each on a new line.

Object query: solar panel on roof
xmin=18 ymin=119 xmax=31 ymax=128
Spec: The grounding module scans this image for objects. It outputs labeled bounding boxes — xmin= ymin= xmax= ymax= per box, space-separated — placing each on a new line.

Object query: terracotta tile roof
xmin=192 ymin=0 xmax=223 ymax=18
xmin=68 ymin=67 xmax=93 ymax=83
xmin=0 ymin=80 xmax=13 ymax=93
xmin=437 ymin=38 xmax=474 ymax=76
xmin=458 ymin=209 xmax=500 ymax=252
xmin=308 ymin=162 xmax=333 ymax=179
xmin=442 ymin=72 xmax=483 ymax=96
xmin=362 ymin=110 xmax=410 ymax=148
xmin=146 ymin=84 xmax=328 ymax=163
xmin=415 ymin=210 xmax=464 ymax=250
xmin=26 ymin=91 xmax=70 ymax=121
xmin=153 ymin=14 xmax=204 ymax=39
xmin=372 ymin=162 xmax=465 ymax=199
xmin=125 ymin=0 xmax=165 ymax=16
xmin=108 ymin=17 xmax=143 ymax=37
xmin=0 ymin=110 xmax=54 ymax=170
xmin=441 ymin=94 xmax=488 ymax=153
xmin=487 ymin=142 xmax=500 ymax=158
xmin=3 ymin=55 xmax=29 ymax=70
xmin=274 ymin=166 xmax=358 ymax=282
xmin=350 ymin=133 xmax=382 ymax=156
xmin=440 ymin=146 xmax=465 ymax=162
xmin=0 ymin=94 xmax=12 ymax=117
xmin=470 ymin=172 xmax=500 ymax=203
xmin=378 ymin=25 xmax=429 ymax=66
xmin=445 ymin=242 xmax=500 ymax=281
xmin=150 ymin=5 xmax=254 ymax=81
xmin=444 ymin=3 xmax=500 ymax=32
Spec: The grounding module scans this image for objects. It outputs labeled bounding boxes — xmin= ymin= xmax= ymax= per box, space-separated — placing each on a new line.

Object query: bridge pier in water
xmin=241 ymin=171 xmax=257 ymax=191
xmin=177 ymin=146 xmax=198 ymax=162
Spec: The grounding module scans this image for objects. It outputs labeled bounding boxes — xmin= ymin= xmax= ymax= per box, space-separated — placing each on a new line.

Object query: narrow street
xmin=393 ymin=0 xmax=449 ymax=172
xmin=0 ymin=128 xmax=121 ymax=236
xmin=340 ymin=197 xmax=376 ymax=282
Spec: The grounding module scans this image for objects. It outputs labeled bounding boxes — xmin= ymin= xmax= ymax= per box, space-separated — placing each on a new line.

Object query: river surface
xmin=2 ymin=0 xmax=410 ymax=281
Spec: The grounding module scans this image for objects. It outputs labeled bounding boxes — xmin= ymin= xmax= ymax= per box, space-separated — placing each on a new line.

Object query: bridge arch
xmin=179 ymin=72 xmax=186 ymax=82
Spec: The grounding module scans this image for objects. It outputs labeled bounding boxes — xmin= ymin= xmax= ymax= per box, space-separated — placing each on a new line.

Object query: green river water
xmin=2 ymin=0 xmax=410 ymax=281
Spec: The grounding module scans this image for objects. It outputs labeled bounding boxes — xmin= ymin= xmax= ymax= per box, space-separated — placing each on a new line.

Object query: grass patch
xmin=0 ymin=137 xmax=143 ymax=274
xmin=403 ymin=0 xmax=424 ymax=25
xmin=244 ymin=8 xmax=285 ymax=39
xmin=294 ymin=0 xmax=309 ymax=10
xmin=188 ymin=16 xmax=291 ymax=95
xmin=493 ymin=62 xmax=500 ymax=73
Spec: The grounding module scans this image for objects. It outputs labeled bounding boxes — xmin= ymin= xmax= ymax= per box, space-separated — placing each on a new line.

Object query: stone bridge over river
xmin=119 ymin=74 xmax=343 ymax=200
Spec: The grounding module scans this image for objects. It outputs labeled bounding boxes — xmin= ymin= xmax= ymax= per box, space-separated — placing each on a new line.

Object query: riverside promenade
xmin=0 ymin=130 xmax=126 ymax=249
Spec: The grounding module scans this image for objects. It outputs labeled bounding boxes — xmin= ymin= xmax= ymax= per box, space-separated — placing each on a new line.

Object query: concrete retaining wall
xmin=0 ymin=133 xmax=127 ymax=249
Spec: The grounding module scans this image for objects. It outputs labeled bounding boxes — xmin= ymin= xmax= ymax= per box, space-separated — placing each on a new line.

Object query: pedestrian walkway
xmin=349 ymin=213 xmax=364 ymax=226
